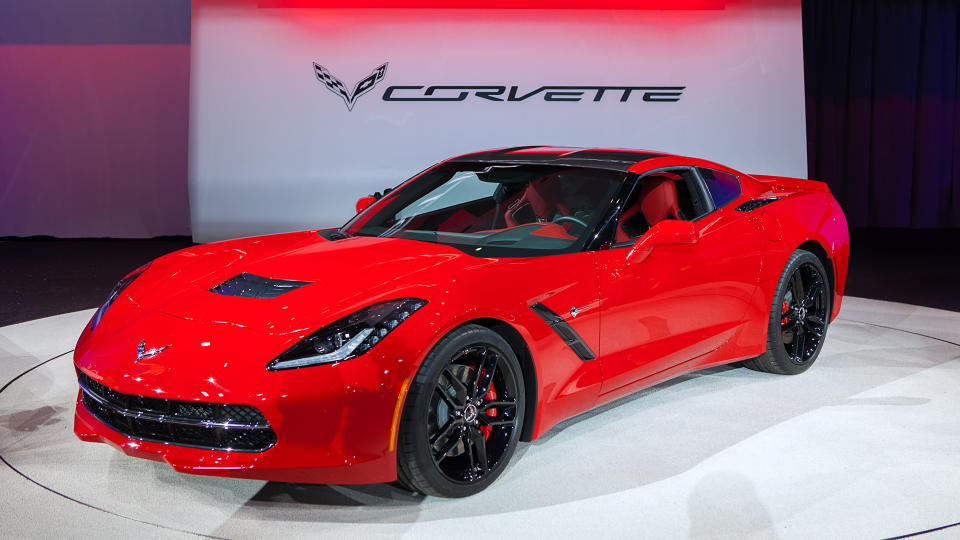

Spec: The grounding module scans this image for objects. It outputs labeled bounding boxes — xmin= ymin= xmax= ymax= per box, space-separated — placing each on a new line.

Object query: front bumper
xmin=74 ymin=394 xmax=397 ymax=484
xmin=73 ymin=307 xmax=421 ymax=485
xmin=73 ymin=348 xmax=411 ymax=485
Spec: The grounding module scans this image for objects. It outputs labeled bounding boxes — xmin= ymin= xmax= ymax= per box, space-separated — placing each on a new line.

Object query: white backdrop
xmin=189 ymin=0 xmax=806 ymax=242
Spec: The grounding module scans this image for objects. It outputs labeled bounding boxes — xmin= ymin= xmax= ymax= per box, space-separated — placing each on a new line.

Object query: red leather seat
xmin=616 ymin=173 xmax=682 ymax=242
xmin=505 ymin=174 xmax=572 ymax=227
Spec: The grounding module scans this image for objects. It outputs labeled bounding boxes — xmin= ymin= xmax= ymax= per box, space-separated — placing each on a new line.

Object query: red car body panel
xmin=74 ymin=147 xmax=849 ymax=485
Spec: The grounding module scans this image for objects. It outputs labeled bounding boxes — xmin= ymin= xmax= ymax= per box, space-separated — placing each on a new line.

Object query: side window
xmin=614 ymin=168 xmax=711 ymax=244
xmin=698 ymin=167 xmax=741 ymax=209
xmin=672 ymin=169 xmax=711 ymax=220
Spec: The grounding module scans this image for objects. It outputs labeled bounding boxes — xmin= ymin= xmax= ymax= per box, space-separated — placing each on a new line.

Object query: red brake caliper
xmin=781 ymin=300 xmax=790 ymax=326
xmin=480 ymin=385 xmax=496 ymax=440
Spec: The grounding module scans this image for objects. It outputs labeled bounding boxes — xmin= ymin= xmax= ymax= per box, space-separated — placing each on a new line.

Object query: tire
xmin=396 ymin=324 xmax=525 ymax=497
xmin=744 ymin=249 xmax=831 ymax=375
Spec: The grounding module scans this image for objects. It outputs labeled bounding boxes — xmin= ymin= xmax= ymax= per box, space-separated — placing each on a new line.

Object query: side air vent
xmin=529 ymin=303 xmax=596 ymax=361
xmin=736 ymin=198 xmax=780 ymax=212
xmin=211 ymin=273 xmax=310 ymax=299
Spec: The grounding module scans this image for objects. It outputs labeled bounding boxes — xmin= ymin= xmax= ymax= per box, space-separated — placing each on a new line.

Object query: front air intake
xmin=78 ymin=372 xmax=277 ymax=452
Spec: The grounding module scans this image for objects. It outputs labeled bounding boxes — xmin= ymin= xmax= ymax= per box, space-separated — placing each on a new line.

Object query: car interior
xmin=402 ymin=167 xmax=619 ymax=241
xmin=363 ymin=164 xmax=714 ymax=252
xmin=615 ymin=168 xmax=711 ymax=244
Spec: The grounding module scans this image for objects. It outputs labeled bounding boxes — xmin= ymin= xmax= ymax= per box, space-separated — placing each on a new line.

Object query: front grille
xmin=78 ymin=371 xmax=277 ymax=452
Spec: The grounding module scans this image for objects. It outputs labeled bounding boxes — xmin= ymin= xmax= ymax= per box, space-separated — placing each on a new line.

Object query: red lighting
xmin=258 ymin=0 xmax=724 ymax=9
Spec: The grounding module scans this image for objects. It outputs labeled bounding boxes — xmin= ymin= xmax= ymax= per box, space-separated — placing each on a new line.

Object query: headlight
xmin=266 ymin=297 xmax=427 ymax=371
xmin=89 ymin=263 xmax=150 ymax=332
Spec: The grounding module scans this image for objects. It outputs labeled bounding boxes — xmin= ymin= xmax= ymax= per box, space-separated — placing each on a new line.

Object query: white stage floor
xmin=1 ymin=297 xmax=958 ymax=539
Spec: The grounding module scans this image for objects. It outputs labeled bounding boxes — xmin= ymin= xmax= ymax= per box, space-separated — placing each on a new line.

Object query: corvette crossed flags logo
xmin=136 ymin=340 xmax=171 ymax=363
xmin=312 ymin=62 xmax=388 ymax=111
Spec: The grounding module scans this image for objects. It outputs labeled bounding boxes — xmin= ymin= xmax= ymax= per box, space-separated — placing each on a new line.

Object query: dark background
xmin=803 ymin=0 xmax=960 ymax=228
xmin=1 ymin=0 xmax=958 ymax=326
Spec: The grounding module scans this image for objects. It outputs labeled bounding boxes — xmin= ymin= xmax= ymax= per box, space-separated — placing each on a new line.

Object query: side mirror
xmin=355 ymin=187 xmax=394 ymax=214
xmin=355 ymin=196 xmax=377 ymax=213
xmin=626 ymin=220 xmax=698 ymax=263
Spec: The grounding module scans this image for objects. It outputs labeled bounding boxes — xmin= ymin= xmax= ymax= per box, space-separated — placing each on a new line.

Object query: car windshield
xmin=341 ymin=162 xmax=625 ymax=257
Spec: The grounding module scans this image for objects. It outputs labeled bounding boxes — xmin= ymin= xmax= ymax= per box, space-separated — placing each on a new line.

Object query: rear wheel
xmin=397 ymin=325 xmax=525 ymax=497
xmin=745 ymin=249 xmax=831 ymax=375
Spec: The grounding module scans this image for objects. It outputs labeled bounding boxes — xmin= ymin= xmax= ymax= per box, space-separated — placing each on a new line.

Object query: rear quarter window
xmin=698 ymin=167 xmax=741 ymax=209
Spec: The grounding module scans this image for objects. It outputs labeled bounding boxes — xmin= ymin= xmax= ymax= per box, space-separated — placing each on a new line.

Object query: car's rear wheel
xmin=745 ymin=249 xmax=831 ymax=375
xmin=396 ymin=324 xmax=525 ymax=497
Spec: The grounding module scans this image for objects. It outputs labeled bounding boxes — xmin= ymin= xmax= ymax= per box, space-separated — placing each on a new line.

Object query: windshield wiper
xmin=318 ymin=228 xmax=351 ymax=241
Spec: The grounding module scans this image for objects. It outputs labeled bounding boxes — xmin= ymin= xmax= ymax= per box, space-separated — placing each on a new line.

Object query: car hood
xmin=129 ymin=231 xmax=477 ymax=336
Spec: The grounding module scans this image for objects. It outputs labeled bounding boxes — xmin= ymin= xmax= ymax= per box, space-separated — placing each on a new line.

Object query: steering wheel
xmin=552 ymin=215 xmax=589 ymax=235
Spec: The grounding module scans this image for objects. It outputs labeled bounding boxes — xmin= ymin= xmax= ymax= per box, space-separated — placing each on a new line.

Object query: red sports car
xmin=74 ymin=146 xmax=849 ymax=497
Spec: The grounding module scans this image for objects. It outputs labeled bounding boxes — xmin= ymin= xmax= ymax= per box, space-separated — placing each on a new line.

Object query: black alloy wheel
xmin=397 ymin=325 xmax=525 ymax=497
xmin=745 ymin=249 xmax=832 ymax=375
xmin=780 ymin=261 xmax=829 ymax=364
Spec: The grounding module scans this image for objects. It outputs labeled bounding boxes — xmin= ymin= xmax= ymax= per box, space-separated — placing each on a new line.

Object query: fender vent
xmin=736 ymin=198 xmax=780 ymax=212
xmin=529 ymin=303 xmax=596 ymax=361
xmin=211 ymin=273 xmax=310 ymax=299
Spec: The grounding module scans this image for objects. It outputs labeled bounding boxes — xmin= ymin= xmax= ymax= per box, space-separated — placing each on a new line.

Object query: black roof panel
xmin=449 ymin=146 xmax=666 ymax=171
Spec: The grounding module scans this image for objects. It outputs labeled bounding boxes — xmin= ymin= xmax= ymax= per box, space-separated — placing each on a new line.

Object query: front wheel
xmin=396 ymin=325 xmax=525 ymax=497
xmin=745 ymin=249 xmax=831 ymax=375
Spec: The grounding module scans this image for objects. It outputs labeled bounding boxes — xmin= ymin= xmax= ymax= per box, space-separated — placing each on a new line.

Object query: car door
xmin=595 ymin=167 xmax=763 ymax=395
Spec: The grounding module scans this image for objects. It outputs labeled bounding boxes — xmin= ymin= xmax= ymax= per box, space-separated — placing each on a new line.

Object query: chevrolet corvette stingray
xmin=74 ymin=146 xmax=849 ymax=497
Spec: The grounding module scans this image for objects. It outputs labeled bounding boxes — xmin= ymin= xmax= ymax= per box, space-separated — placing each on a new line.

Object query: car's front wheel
xmin=396 ymin=324 xmax=525 ymax=497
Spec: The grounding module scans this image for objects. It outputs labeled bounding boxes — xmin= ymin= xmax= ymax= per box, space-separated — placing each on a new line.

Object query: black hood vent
xmin=211 ymin=273 xmax=310 ymax=299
